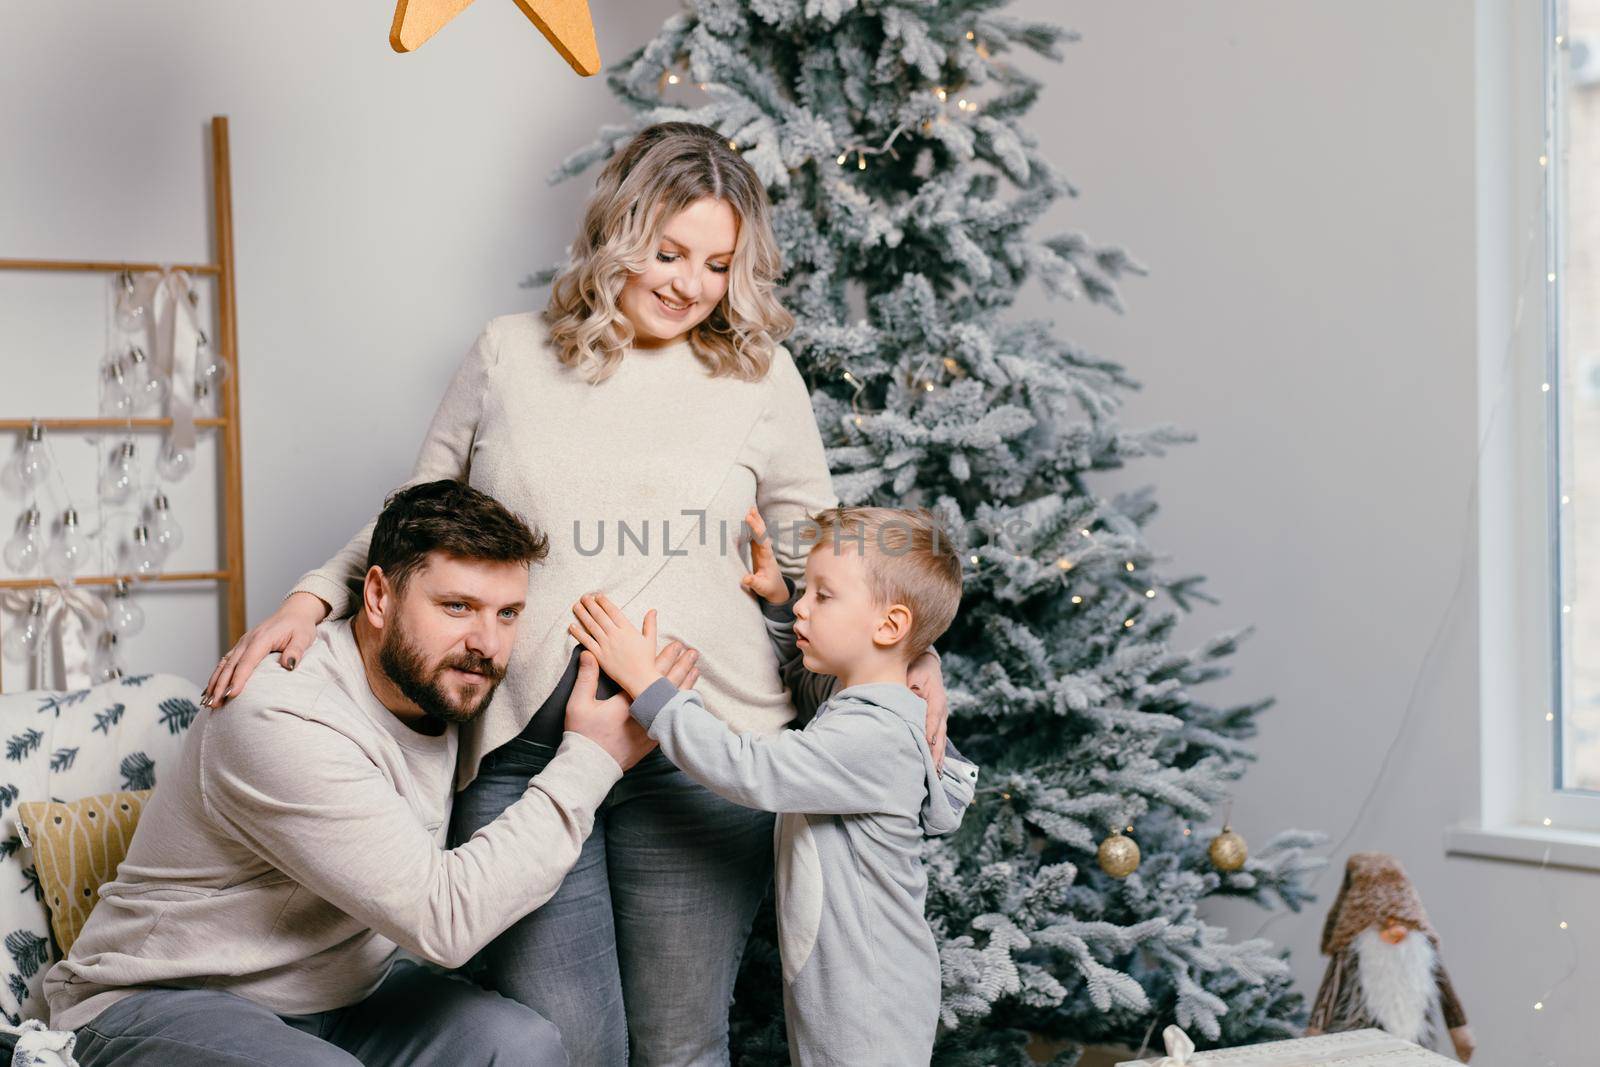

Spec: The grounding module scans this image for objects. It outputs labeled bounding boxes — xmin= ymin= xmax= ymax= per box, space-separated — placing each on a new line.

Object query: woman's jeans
xmin=450 ymin=736 xmax=775 ymax=1067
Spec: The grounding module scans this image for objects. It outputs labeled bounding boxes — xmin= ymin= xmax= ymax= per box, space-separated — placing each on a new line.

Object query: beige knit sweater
xmin=290 ymin=313 xmax=839 ymax=792
xmin=45 ymin=618 xmax=623 ymax=1030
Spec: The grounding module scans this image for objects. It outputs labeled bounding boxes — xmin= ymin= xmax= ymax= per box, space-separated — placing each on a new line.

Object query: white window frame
xmin=1447 ymin=0 xmax=1600 ymax=869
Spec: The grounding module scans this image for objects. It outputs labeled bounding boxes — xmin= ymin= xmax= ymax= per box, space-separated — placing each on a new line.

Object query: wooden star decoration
xmin=390 ymin=0 xmax=600 ymax=75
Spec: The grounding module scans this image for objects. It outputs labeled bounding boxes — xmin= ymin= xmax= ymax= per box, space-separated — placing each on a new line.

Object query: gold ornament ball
xmin=1097 ymin=832 xmax=1141 ymax=878
xmin=1208 ymin=827 xmax=1248 ymax=872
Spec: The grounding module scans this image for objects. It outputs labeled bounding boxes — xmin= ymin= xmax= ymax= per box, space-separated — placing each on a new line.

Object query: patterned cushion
xmin=0 ymin=674 xmax=200 ymax=1024
xmin=16 ymin=791 xmax=151 ymax=958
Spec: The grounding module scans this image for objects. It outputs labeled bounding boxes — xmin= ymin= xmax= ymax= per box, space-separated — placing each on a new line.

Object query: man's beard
xmin=1351 ymin=925 xmax=1441 ymax=1045
xmin=378 ymin=622 xmax=506 ymax=725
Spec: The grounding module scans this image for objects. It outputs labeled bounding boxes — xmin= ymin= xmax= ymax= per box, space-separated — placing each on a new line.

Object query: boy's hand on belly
xmin=739 ymin=505 xmax=790 ymax=605
xmin=570 ymin=593 xmax=683 ymax=700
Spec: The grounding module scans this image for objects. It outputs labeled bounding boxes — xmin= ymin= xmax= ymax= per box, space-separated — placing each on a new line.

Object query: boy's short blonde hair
xmin=807 ymin=506 xmax=963 ymax=660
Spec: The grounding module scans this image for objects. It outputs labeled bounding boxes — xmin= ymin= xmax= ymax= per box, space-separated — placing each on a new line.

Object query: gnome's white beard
xmin=1352 ymin=926 xmax=1439 ymax=1043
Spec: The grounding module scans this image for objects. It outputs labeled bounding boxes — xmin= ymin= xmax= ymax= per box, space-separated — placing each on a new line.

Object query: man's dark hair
xmin=364 ymin=480 xmax=549 ymax=597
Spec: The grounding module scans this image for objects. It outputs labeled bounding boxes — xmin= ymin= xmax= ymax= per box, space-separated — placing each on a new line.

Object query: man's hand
xmin=739 ymin=506 xmax=790 ymax=605
xmin=564 ymin=642 xmax=699 ymax=771
xmin=907 ymin=651 xmax=949 ymax=770
xmin=569 ymin=593 xmax=672 ymax=700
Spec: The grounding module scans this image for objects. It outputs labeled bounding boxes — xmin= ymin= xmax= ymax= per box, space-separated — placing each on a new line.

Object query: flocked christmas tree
xmin=533 ymin=1 xmax=1326 ymax=1062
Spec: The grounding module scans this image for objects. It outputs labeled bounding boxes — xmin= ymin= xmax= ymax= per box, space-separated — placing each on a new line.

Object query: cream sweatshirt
xmin=288 ymin=313 xmax=839 ymax=791
xmin=44 ymin=617 xmax=623 ymax=1031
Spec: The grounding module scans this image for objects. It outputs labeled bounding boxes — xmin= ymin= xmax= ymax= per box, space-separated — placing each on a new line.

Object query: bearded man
xmin=39 ymin=480 xmax=697 ymax=1066
xmin=1306 ymin=852 xmax=1475 ymax=1062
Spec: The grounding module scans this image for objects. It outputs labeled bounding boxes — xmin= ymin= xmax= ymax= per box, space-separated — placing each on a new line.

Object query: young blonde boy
xmin=569 ymin=505 xmax=978 ymax=1066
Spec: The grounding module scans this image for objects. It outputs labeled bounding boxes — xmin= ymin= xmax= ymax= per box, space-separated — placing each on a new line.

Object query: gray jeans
xmin=452 ymin=739 xmax=775 ymax=1067
xmin=60 ymin=958 xmax=566 ymax=1066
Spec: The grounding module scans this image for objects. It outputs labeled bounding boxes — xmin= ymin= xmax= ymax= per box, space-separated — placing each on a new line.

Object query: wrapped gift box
xmin=1117 ymin=1028 xmax=1459 ymax=1066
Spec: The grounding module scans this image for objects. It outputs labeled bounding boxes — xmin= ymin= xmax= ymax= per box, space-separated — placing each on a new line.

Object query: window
xmin=1447 ymin=0 xmax=1600 ymax=865
xmin=1556 ymin=1 xmax=1600 ymax=795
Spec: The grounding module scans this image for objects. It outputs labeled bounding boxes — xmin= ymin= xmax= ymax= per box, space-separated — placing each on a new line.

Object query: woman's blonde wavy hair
xmin=544 ymin=122 xmax=794 ymax=383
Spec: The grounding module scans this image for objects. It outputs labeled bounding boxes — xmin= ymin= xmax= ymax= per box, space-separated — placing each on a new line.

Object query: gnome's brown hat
xmin=1319 ymin=852 xmax=1438 ymax=956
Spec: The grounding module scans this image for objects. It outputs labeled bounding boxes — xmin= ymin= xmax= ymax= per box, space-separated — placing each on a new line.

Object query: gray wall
xmin=0 ymin=1 xmax=1586 ymax=1061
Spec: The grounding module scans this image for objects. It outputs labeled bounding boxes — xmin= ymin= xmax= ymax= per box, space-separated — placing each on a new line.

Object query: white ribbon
xmin=1150 ymin=1025 xmax=1210 ymax=1067
xmin=0 ymin=1017 xmax=79 ymax=1067
xmin=124 ymin=267 xmax=203 ymax=453
xmin=2 ymin=583 xmax=109 ymax=689
xmin=0 ymin=1018 xmax=79 ymax=1066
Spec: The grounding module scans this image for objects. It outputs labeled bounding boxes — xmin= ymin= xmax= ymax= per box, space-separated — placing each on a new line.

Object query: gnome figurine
xmin=1306 ymin=853 xmax=1475 ymax=1062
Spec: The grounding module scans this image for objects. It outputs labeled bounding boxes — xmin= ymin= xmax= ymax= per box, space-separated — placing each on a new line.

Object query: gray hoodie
xmin=628 ymin=576 xmax=978 ymax=1066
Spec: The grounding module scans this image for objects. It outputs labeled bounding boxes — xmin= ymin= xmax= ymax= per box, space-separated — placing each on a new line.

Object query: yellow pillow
xmin=16 ymin=790 xmax=151 ymax=955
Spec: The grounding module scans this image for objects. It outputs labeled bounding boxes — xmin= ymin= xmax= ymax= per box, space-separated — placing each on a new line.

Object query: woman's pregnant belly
xmin=635 ymin=549 xmax=799 ymax=737
xmin=503 ymin=470 xmax=802 ymax=741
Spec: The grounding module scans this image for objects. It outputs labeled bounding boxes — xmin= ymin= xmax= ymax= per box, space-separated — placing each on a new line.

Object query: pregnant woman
xmin=202 ymin=122 xmax=950 ymax=1067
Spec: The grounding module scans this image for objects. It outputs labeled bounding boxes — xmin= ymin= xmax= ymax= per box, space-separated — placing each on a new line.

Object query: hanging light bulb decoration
xmin=195 ymin=329 xmax=231 ymax=393
xmin=4 ymin=506 xmax=44 ymax=574
xmin=119 ymin=524 xmax=163 ymax=579
xmin=113 ymin=271 xmax=146 ymax=332
xmin=2 ymin=592 xmax=46 ymax=663
xmin=100 ymin=358 xmax=135 ymax=419
xmin=156 ymin=441 xmax=195 ymax=483
xmin=1208 ymin=826 xmax=1249 ymax=872
xmin=193 ymin=380 xmax=216 ymax=419
xmin=1097 ymin=827 xmax=1141 ymax=879
xmin=148 ymin=492 xmax=182 ymax=556
xmin=10 ymin=422 xmax=52 ymax=490
xmin=99 ymin=440 xmax=138 ymax=504
xmin=123 ymin=345 xmax=151 ymax=395
xmin=44 ymin=508 xmax=90 ymax=576
xmin=124 ymin=346 xmax=168 ymax=413
xmin=106 ymin=578 xmax=145 ymax=638
xmin=91 ymin=631 xmax=124 ymax=684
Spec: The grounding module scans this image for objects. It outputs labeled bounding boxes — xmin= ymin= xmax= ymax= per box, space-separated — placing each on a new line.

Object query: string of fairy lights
xmin=4 ymin=273 xmax=226 ymax=683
